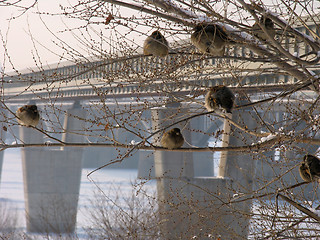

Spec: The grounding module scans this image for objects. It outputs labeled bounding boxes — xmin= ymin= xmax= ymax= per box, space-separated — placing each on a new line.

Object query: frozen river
xmin=0 ymin=148 xmax=156 ymax=239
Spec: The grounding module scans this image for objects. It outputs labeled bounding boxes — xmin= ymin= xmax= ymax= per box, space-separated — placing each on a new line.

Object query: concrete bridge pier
xmin=152 ymin=96 xmax=259 ymax=239
xmin=20 ymin=102 xmax=86 ymax=233
xmin=218 ymin=96 xmax=259 ymax=239
xmin=151 ymin=103 xmax=239 ymax=239
xmin=151 ymin=103 xmax=195 ymax=239
xmin=138 ymin=113 xmax=217 ymax=179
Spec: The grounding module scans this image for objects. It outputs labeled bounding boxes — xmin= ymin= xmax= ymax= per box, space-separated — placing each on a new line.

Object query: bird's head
xmin=260 ymin=17 xmax=274 ymax=28
xmin=151 ymin=31 xmax=162 ymax=39
xmin=173 ymin=128 xmax=181 ymax=135
xmin=28 ymin=105 xmax=38 ymax=113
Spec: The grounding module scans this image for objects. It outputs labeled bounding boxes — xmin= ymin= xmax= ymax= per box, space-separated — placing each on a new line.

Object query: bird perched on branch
xmin=205 ymin=86 xmax=235 ymax=113
xmin=16 ymin=105 xmax=40 ymax=127
xmin=191 ymin=23 xmax=230 ymax=56
xmin=252 ymin=16 xmax=276 ymax=41
xmin=143 ymin=30 xmax=169 ymax=57
xmin=299 ymin=154 xmax=320 ymax=182
xmin=161 ymin=128 xmax=184 ymax=150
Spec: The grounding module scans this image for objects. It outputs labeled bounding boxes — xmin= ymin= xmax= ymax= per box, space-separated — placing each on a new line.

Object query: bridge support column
xmin=21 ymin=102 xmax=86 ymax=233
xmin=218 ymin=96 xmax=258 ymax=239
xmin=152 ymin=104 xmax=195 ymax=239
xmin=152 ymin=103 xmax=242 ymax=239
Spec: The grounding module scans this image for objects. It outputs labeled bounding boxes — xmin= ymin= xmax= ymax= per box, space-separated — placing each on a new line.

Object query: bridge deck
xmin=2 ymin=54 xmax=318 ymax=103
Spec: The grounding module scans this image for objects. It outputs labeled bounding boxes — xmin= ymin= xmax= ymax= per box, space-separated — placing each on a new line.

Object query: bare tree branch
xmin=278 ymin=193 xmax=320 ymax=223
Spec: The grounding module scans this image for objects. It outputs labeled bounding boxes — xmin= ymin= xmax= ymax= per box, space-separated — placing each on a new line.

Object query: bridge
xmin=2 ymin=53 xmax=314 ymax=103
xmin=1 ymin=20 xmax=320 ymax=237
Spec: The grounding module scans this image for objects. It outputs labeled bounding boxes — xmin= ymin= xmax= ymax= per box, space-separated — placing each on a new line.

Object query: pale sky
xmin=0 ymin=0 xmax=143 ymax=73
xmin=0 ymin=1 xmax=70 ymax=72
xmin=1 ymin=1 xmax=319 ymax=73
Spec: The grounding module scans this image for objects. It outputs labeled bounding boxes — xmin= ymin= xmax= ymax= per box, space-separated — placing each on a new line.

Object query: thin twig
xmin=32 ymin=126 xmax=66 ymax=145
xmin=278 ymin=193 xmax=320 ymax=223
xmin=229 ymin=182 xmax=308 ymax=204
xmin=263 ymin=204 xmax=320 ymax=239
xmin=101 ymin=0 xmax=193 ymax=26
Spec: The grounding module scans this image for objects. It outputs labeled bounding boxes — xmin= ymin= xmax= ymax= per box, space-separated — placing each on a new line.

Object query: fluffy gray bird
xmin=299 ymin=154 xmax=320 ymax=182
xmin=191 ymin=24 xmax=229 ymax=56
xmin=205 ymin=86 xmax=235 ymax=113
xmin=16 ymin=105 xmax=40 ymax=127
xmin=252 ymin=16 xmax=276 ymax=41
xmin=143 ymin=30 xmax=169 ymax=57
xmin=160 ymin=128 xmax=184 ymax=150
